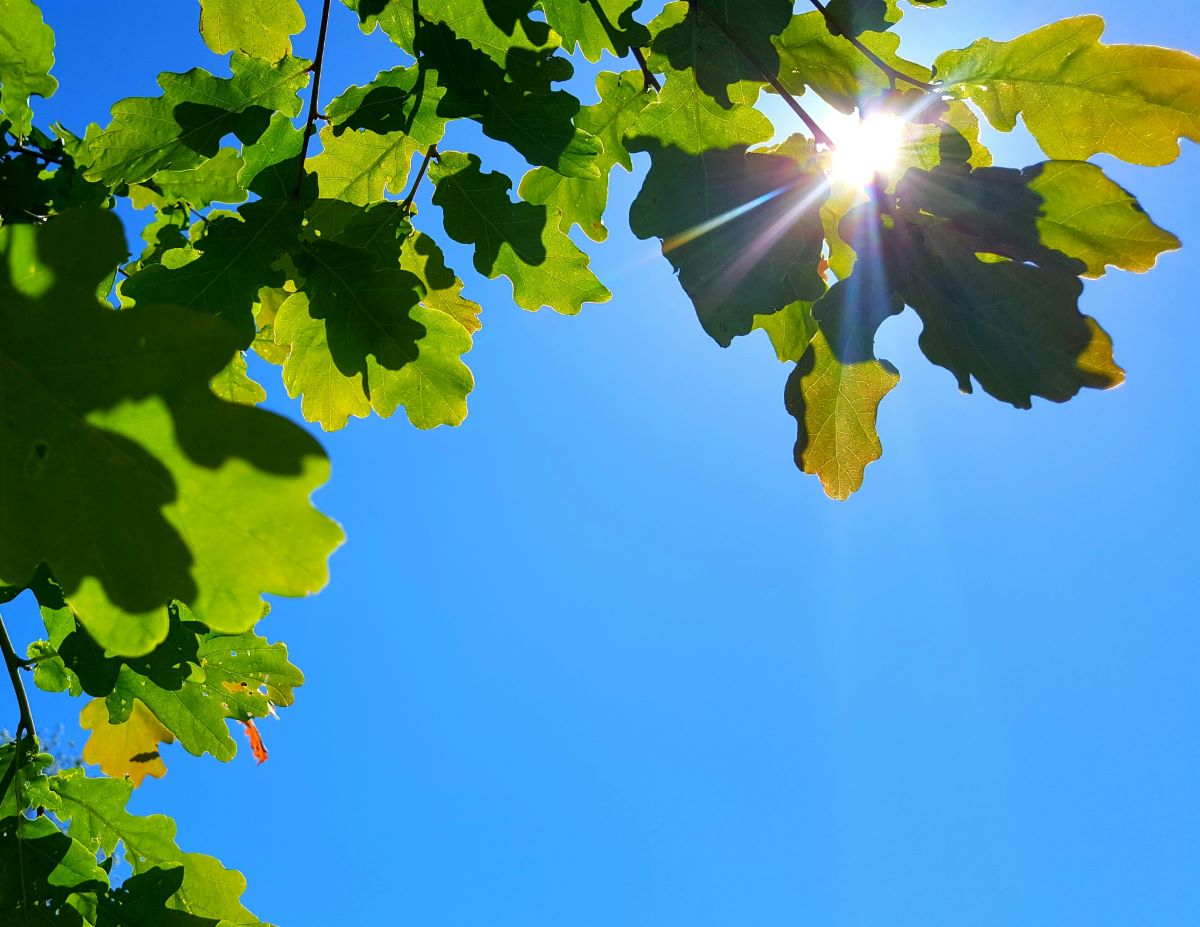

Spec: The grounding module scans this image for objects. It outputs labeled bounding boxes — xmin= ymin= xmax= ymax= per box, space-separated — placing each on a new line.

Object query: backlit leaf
xmin=0 ymin=209 xmax=341 ymax=655
xmin=0 ymin=0 xmax=57 ymax=137
xmin=79 ymin=698 xmax=174 ymax=787
xmin=198 ymin=0 xmax=305 ymax=61
xmin=936 ymin=16 xmax=1200 ymax=166
xmin=431 ymin=150 xmax=610 ymax=314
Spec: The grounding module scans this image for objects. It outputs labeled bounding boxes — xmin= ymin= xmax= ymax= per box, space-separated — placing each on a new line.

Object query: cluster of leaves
xmin=0 ymin=0 xmax=1195 ymax=920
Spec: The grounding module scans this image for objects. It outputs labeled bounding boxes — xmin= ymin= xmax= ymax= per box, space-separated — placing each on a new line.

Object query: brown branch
xmin=631 ymin=47 xmax=661 ymax=93
xmin=294 ymin=0 xmax=334 ymax=197
xmin=401 ymin=144 xmax=438 ymax=214
xmin=692 ymin=0 xmax=835 ymax=148
xmin=807 ymin=0 xmax=936 ymax=91
xmin=0 ymin=612 xmax=36 ymax=741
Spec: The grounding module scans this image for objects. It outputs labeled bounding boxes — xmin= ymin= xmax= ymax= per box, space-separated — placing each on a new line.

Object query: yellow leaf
xmin=80 ymin=698 xmax=174 ymax=788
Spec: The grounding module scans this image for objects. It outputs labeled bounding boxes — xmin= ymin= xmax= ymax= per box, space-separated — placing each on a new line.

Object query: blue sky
xmin=6 ymin=1 xmax=1199 ymax=923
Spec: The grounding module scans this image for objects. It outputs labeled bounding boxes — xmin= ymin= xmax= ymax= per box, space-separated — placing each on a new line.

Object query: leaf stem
xmin=691 ymin=0 xmax=835 ymax=149
xmin=295 ymin=0 xmax=334 ymax=197
xmin=0 ymin=612 xmax=36 ymax=741
xmin=631 ymin=47 xmax=661 ymax=93
xmin=807 ymin=0 xmax=935 ymax=91
xmin=400 ymin=144 xmax=438 ymax=214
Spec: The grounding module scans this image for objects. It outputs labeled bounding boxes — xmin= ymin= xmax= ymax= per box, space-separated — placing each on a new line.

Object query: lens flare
xmin=830 ymin=114 xmax=905 ymax=186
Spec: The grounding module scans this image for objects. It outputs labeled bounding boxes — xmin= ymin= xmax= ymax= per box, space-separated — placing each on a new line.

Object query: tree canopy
xmin=0 ymin=0 xmax=1194 ymax=920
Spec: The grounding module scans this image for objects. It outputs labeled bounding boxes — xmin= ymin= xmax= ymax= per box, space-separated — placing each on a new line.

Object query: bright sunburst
xmin=829 ymin=113 xmax=905 ymax=186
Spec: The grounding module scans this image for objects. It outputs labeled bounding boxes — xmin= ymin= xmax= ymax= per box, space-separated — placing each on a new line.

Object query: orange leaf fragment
xmin=241 ymin=718 xmax=269 ymax=765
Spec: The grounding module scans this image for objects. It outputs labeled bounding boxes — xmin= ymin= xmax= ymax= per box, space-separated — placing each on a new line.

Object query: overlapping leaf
xmin=86 ymin=53 xmax=309 ymax=185
xmin=273 ymin=237 xmax=476 ymax=430
xmin=518 ymin=70 xmax=650 ymax=243
xmin=432 ymin=150 xmax=610 ymax=314
xmin=0 ymin=209 xmax=341 ymax=655
xmin=629 ymin=142 xmax=827 ymax=346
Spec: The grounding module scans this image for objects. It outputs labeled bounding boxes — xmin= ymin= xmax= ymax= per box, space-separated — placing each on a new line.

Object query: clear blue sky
xmin=7 ymin=1 xmax=1199 ymax=923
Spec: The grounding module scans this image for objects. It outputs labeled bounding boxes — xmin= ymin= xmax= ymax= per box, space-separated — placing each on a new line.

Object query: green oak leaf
xmin=30 ymin=586 xmax=302 ymax=759
xmin=419 ymin=0 xmax=556 ymax=66
xmin=135 ymin=147 xmax=248 ymax=210
xmin=784 ymin=274 xmax=903 ymax=498
xmin=633 ymin=5 xmax=772 ymax=153
xmin=785 ymin=331 xmax=899 ymax=499
xmin=325 ymin=63 xmax=450 ymax=141
xmin=1024 ymin=161 xmax=1181 ymax=277
xmin=518 ymin=70 xmax=650 ymax=243
xmin=895 ymin=161 xmax=1179 ymax=278
xmin=211 ymin=351 xmax=267 ymax=405
xmin=753 ymin=300 xmax=819 ymax=363
xmin=123 ymin=117 xmax=308 ymax=341
xmin=86 ymin=53 xmax=310 ymax=185
xmin=273 ymin=238 xmax=475 ymax=430
xmin=306 ymin=125 xmax=422 ymax=206
xmin=539 ymin=0 xmax=651 ymax=61
xmin=51 ymin=769 xmax=260 ymax=922
xmin=0 ymin=209 xmax=341 ymax=655
xmin=0 ymin=0 xmax=57 ymax=137
xmin=847 ymin=203 xmax=1124 ymax=408
xmin=431 ymin=150 xmax=610 ymax=314
xmin=197 ymin=0 xmax=305 ymax=61
xmin=412 ymin=21 xmax=602 ymax=179
xmin=935 ymin=16 xmax=1200 ymax=166
xmin=628 ymin=142 xmax=827 ymax=346
xmin=121 ymin=196 xmax=304 ymax=344
xmin=399 ymin=228 xmax=483 ymax=336
xmin=652 ymin=0 xmax=792 ymax=107
xmin=0 ymin=815 xmax=106 ymax=924
xmin=340 ymin=0 xmax=416 ymax=51
xmin=773 ymin=11 xmax=928 ymax=113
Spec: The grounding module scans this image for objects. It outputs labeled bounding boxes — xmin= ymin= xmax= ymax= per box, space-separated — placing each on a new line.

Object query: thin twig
xmin=400 ymin=144 xmax=438 ymax=214
xmin=807 ymin=0 xmax=935 ymax=91
xmin=5 ymin=143 xmax=64 ymax=164
xmin=631 ymin=47 xmax=661 ymax=92
xmin=691 ymin=0 xmax=835 ymax=148
xmin=0 ymin=613 xmax=37 ymax=741
xmin=294 ymin=0 xmax=334 ymax=197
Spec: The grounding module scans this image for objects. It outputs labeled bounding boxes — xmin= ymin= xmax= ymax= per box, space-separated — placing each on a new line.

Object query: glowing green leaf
xmin=539 ymin=0 xmax=651 ymax=61
xmin=51 ymin=769 xmax=260 ymax=922
xmin=197 ymin=0 xmax=305 ymax=61
xmin=0 ymin=0 xmax=57 ymax=137
xmin=936 ymin=16 xmax=1200 ymax=166
xmin=431 ymin=151 xmax=610 ymax=314
xmin=0 ymin=209 xmax=340 ymax=655
xmin=786 ymin=331 xmax=899 ymax=499
xmin=518 ymin=71 xmax=650 ymax=243
xmin=86 ymin=53 xmax=310 ymax=184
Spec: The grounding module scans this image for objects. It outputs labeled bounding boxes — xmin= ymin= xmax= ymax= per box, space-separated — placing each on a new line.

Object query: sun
xmin=829 ymin=113 xmax=906 ymax=187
